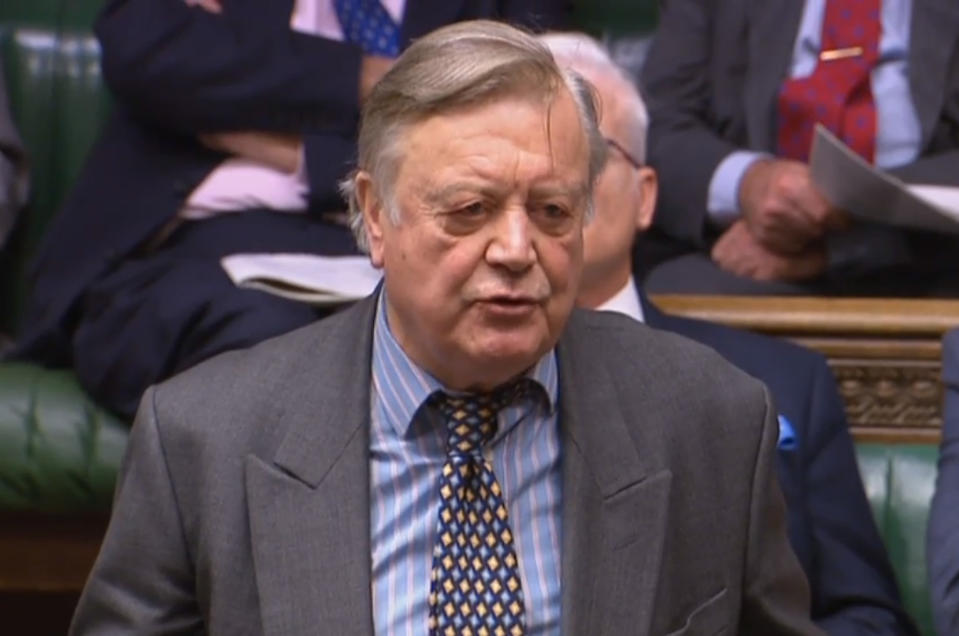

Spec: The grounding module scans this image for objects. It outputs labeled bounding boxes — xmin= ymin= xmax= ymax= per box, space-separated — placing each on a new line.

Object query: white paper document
xmin=809 ymin=124 xmax=959 ymax=234
xmin=221 ymin=253 xmax=382 ymax=305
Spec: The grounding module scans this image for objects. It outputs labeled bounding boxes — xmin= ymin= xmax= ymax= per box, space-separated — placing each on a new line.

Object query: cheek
xmin=541 ymin=236 xmax=582 ymax=290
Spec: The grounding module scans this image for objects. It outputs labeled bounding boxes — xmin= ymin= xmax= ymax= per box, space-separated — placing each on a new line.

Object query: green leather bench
xmin=0 ymin=1 xmax=942 ymax=634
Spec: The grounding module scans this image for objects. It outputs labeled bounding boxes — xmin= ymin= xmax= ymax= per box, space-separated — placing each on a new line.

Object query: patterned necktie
xmin=332 ymin=0 xmax=400 ymax=57
xmin=427 ymin=380 xmax=535 ymax=636
xmin=776 ymin=0 xmax=881 ymax=162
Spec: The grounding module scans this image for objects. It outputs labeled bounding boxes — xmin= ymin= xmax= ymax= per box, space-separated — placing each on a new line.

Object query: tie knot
xmin=429 ymin=378 xmax=537 ymax=455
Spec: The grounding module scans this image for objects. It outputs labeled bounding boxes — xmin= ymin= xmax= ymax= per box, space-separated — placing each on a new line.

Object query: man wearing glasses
xmin=542 ymin=31 xmax=917 ymax=635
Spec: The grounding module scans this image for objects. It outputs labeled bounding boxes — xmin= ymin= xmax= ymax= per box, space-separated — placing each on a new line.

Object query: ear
xmin=634 ymin=166 xmax=658 ymax=232
xmin=355 ymin=170 xmax=387 ymax=268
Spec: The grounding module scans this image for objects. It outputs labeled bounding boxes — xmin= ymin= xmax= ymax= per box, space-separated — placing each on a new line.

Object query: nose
xmin=485 ymin=206 xmax=536 ymax=272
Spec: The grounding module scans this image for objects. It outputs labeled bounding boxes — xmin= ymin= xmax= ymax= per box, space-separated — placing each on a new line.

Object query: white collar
xmin=594 ymin=276 xmax=644 ymax=323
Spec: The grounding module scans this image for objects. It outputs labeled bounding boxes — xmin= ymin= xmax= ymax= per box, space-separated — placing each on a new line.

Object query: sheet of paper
xmin=809 ymin=125 xmax=959 ymax=235
xmin=221 ymin=253 xmax=382 ymax=305
xmin=907 ymin=184 xmax=959 ymax=221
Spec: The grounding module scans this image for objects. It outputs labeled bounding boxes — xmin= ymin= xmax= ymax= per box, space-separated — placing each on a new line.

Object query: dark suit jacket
xmin=70 ymin=295 xmax=821 ymax=635
xmin=929 ymin=328 xmax=959 ymax=636
xmin=640 ymin=0 xmax=959 ymax=276
xmin=15 ymin=0 xmax=568 ymax=365
xmin=642 ymin=295 xmax=917 ymax=634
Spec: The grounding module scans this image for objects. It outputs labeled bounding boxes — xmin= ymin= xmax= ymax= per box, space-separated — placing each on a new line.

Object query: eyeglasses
xmin=604 ymin=137 xmax=642 ymax=169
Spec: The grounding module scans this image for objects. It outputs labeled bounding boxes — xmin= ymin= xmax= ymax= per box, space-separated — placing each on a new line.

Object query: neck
xmin=577 ymin=261 xmax=632 ymax=309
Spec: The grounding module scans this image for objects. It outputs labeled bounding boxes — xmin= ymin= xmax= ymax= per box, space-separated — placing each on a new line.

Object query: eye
xmin=458 ymin=201 xmax=486 ymax=217
xmin=542 ymin=204 xmax=567 ymax=219
xmin=439 ymin=201 xmax=489 ymax=235
xmin=531 ymin=203 xmax=576 ymax=234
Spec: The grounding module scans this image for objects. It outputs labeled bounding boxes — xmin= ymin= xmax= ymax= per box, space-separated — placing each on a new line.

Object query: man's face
xmin=359 ymin=89 xmax=590 ymax=391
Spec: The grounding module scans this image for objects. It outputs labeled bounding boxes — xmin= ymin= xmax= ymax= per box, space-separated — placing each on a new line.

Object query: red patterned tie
xmin=776 ymin=0 xmax=881 ymax=163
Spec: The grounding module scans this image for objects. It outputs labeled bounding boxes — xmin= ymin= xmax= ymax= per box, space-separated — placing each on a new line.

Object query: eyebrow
xmin=423 ymin=180 xmax=588 ymax=207
xmin=529 ymin=183 xmax=588 ymax=200
xmin=423 ymin=182 xmax=494 ymax=206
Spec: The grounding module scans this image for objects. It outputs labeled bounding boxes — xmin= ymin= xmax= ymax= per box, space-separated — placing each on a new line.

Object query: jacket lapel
xmin=909 ymin=0 xmax=959 ymax=147
xmin=744 ymin=0 xmax=804 ymax=151
xmin=246 ymin=296 xmax=379 ymax=636
xmin=557 ymin=312 xmax=672 ymax=635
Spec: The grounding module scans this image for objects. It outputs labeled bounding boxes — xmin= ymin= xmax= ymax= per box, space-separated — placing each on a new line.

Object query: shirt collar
xmin=371 ymin=291 xmax=558 ymax=439
xmin=594 ymin=276 xmax=645 ymax=323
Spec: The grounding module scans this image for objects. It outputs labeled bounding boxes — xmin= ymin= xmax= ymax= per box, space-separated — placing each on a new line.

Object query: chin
xmin=468 ymin=331 xmax=551 ymax=374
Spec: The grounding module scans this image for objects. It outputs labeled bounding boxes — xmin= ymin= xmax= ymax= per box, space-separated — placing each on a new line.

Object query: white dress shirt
xmin=594 ymin=276 xmax=645 ymax=323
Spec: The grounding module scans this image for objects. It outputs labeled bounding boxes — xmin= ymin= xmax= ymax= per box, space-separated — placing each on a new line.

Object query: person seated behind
xmin=70 ymin=20 xmax=822 ymax=634
xmin=542 ymin=32 xmax=918 ymax=634
xmin=929 ymin=328 xmax=959 ymax=636
xmin=10 ymin=0 xmax=568 ymax=419
xmin=637 ymin=0 xmax=959 ymax=297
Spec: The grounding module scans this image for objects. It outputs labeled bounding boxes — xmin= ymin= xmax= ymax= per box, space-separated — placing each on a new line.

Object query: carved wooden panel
xmin=650 ymin=294 xmax=959 ymax=442
xmin=829 ymin=360 xmax=941 ymax=441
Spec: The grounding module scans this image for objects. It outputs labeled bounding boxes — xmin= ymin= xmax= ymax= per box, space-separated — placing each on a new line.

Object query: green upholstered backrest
xmin=0 ymin=0 xmax=109 ymax=334
xmin=571 ymin=0 xmax=658 ymax=37
xmin=0 ymin=363 xmax=124 ymax=512
xmin=857 ymin=443 xmax=938 ymax=636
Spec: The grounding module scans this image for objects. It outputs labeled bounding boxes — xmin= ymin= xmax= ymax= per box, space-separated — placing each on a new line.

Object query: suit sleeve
xmin=639 ymin=0 xmax=740 ymax=247
xmin=95 ymin=0 xmax=363 ymax=136
xmin=740 ymin=385 xmax=826 ymax=635
xmin=890 ymin=40 xmax=959 ymax=188
xmin=929 ymin=330 xmax=959 ymax=636
xmin=70 ymin=387 xmax=202 ymax=634
xmin=799 ymin=362 xmax=919 ymax=634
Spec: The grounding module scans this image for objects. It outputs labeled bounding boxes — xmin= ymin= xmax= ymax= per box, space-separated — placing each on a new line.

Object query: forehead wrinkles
xmin=400 ymin=104 xmax=580 ymax=195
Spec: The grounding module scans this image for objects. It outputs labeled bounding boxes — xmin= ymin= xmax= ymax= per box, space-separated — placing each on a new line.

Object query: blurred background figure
xmin=0 ymin=53 xmax=28 ymax=253
xmin=543 ymin=30 xmax=918 ymax=635
xmin=929 ymin=328 xmax=959 ymax=636
xmin=10 ymin=0 xmax=569 ymax=419
xmin=637 ymin=0 xmax=959 ymax=297
xmin=0 ymin=52 xmax=29 ymax=355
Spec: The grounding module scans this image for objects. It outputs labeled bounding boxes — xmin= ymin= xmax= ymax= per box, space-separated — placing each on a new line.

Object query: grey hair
xmin=339 ymin=19 xmax=608 ymax=252
xmin=538 ymin=32 xmax=649 ymax=166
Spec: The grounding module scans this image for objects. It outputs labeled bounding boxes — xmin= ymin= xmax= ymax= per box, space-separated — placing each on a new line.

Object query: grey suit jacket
xmin=929 ymin=329 xmax=959 ymax=636
xmin=70 ymin=295 xmax=822 ymax=635
xmin=641 ymin=0 xmax=959 ymax=256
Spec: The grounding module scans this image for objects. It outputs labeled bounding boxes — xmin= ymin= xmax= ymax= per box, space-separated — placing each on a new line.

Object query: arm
xmin=890 ymin=42 xmax=959 ymax=188
xmin=801 ymin=362 xmax=918 ymax=634
xmin=95 ymin=0 xmax=364 ymax=135
xmin=740 ymin=386 xmax=824 ymax=635
xmin=640 ymin=0 xmax=742 ymax=247
xmin=70 ymin=387 xmax=201 ymax=634
xmin=889 ymin=150 xmax=959 ymax=186
xmin=929 ymin=330 xmax=959 ymax=636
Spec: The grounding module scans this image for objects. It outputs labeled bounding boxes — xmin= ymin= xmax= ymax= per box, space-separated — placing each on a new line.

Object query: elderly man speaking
xmin=70 ymin=20 xmax=821 ymax=636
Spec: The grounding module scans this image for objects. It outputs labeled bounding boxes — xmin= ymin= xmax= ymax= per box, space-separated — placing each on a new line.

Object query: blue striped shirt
xmin=369 ymin=294 xmax=563 ymax=635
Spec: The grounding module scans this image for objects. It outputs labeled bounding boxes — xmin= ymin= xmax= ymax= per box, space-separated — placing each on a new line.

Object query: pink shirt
xmin=180 ymin=0 xmax=406 ymax=219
